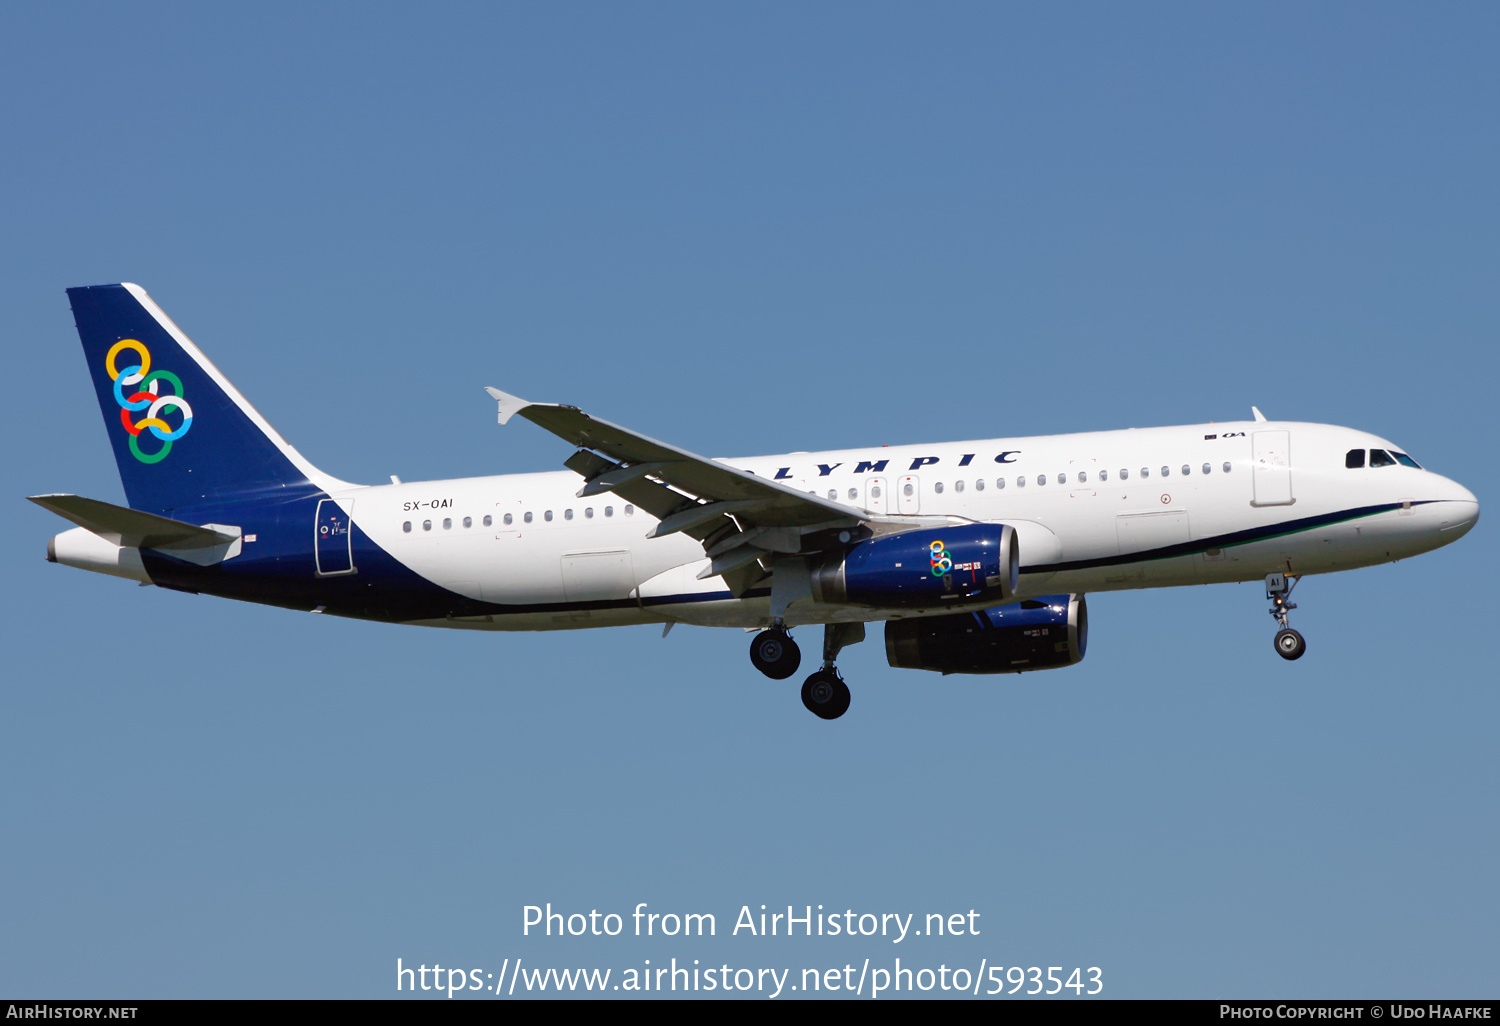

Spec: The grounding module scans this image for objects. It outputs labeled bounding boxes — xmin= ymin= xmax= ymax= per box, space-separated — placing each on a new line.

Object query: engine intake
xmin=884 ymin=594 xmax=1087 ymax=674
xmin=811 ymin=523 xmax=1018 ymax=609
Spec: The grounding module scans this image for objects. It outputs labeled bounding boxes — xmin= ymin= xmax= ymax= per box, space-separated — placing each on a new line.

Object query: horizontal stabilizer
xmin=28 ymin=494 xmax=238 ymax=550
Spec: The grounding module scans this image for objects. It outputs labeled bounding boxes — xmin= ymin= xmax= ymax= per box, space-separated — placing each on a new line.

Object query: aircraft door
xmin=1252 ymin=430 xmax=1294 ymax=506
xmin=315 ymin=499 xmax=355 ymax=576
xmin=865 ymin=476 xmax=888 ymax=515
xmin=898 ymin=475 xmax=921 ymax=514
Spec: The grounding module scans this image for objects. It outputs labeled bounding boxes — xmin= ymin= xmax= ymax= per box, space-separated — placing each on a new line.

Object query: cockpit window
xmin=1392 ymin=452 xmax=1422 ymax=469
xmin=1369 ymin=449 xmax=1396 ymax=468
xmin=1345 ymin=449 xmax=1365 ymax=469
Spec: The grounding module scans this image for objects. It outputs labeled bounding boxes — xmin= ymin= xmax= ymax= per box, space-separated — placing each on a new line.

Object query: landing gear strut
xmin=799 ymin=622 xmax=864 ymax=719
xmin=1265 ymin=573 xmax=1306 ymax=661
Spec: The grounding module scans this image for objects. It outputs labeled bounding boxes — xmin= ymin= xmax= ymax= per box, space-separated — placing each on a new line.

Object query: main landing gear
xmin=1265 ymin=573 xmax=1306 ymax=661
xmin=749 ymin=626 xmax=801 ymax=679
xmin=801 ymin=669 xmax=850 ymax=720
xmin=749 ymin=621 xmax=864 ymax=719
xmin=802 ymin=622 xmax=862 ymax=719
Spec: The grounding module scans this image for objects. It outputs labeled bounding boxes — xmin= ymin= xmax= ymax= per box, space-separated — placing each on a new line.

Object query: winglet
xmin=484 ymin=387 xmax=532 ymax=425
xmin=1251 ymin=406 xmax=1267 ymax=422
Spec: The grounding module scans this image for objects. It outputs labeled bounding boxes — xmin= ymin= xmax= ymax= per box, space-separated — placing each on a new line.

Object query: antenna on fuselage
xmin=1251 ymin=406 xmax=1268 ymax=422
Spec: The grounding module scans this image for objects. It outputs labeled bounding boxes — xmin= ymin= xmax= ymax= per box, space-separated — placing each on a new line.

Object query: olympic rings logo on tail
xmin=929 ymin=539 xmax=953 ymax=577
xmin=105 ymin=339 xmax=193 ymax=464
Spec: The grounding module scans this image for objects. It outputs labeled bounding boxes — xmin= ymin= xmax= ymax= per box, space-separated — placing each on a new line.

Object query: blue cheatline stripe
xmin=1023 ymin=500 xmax=1435 ymax=575
xmin=444 ymin=586 xmax=759 ymax=617
xmin=143 ymin=493 xmax=1437 ymax=625
xmin=433 ymin=502 xmax=1434 ymax=620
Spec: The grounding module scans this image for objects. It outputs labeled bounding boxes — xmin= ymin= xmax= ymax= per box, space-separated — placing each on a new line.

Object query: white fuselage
xmin=336 ymin=419 xmax=1479 ymax=632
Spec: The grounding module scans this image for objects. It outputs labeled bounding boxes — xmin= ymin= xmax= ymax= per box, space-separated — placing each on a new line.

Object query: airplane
xmin=33 ymin=284 xmax=1481 ymax=719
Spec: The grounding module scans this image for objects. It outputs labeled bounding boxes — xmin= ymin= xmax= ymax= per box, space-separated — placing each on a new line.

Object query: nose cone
xmin=1432 ymin=476 xmax=1479 ymax=541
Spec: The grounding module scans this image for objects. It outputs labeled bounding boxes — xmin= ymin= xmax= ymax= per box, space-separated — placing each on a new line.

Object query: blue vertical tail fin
xmin=67 ymin=283 xmax=350 ymax=515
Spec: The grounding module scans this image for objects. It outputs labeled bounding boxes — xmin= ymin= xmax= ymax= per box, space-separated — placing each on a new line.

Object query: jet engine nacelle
xmin=811 ymin=523 xmax=1019 ymax=609
xmin=884 ymin=593 xmax=1088 ymax=674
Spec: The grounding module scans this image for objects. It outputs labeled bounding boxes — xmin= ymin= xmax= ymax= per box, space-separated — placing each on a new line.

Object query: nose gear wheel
xmin=1265 ymin=574 xmax=1307 ymax=661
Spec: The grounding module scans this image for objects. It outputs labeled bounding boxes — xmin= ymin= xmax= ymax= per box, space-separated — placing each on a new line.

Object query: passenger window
xmin=1393 ymin=452 xmax=1421 ymax=469
xmin=483 ymin=515 xmax=492 ymax=527
xmin=871 ymin=485 xmax=882 ymax=498
xmin=1078 ymin=471 xmax=1087 ymax=483
xmin=605 ymin=506 xmax=614 ymax=517
xmin=585 ymin=507 xmax=594 ymax=518
xmin=975 ymin=479 xmax=984 ymax=491
xmin=565 ymin=509 xmax=574 ymax=520
xmin=1057 ymin=472 xmax=1067 ymax=485
xmin=1037 ymin=474 xmax=1047 ymax=486
xmin=1346 ymin=449 xmax=1366 ymax=469
xmin=1369 ymin=449 xmax=1396 ymax=468
xmin=1100 ymin=470 xmax=1108 ymax=481
xmin=423 ymin=520 xmax=432 ymax=531
xmin=828 ymin=489 xmax=837 ymax=500
xmin=1119 ymin=469 xmax=1128 ymax=480
xmin=1223 ymin=462 xmax=1231 ymax=473
xmin=1181 ymin=464 xmax=1190 ymax=476
xmin=1202 ymin=463 xmax=1211 ymax=475
xmin=1161 ymin=466 xmax=1170 ymax=477
xmin=996 ymin=478 xmax=1005 ymax=489
xmin=903 ymin=483 xmax=914 ymax=497
xmin=463 ymin=516 xmax=472 ymax=528
xmin=954 ymin=480 xmax=964 ymax=493
xmin=443 ymin=518 xmax=452 ymax=530
xmin=934 ymin=482 xmax=944 ymax=494
xmin=544 ymin=510 xmax=554 ymax=521
xmin=403 ymin=521 xmax=411 ymax=533
xmin=502 ymin=513 xmax=512 ymax=525
xmin=1140 ymin=468 xmax=1149 ymax=479
xmin=625 ymin=505 xmax=634 ymax=516
xmin=524 ymin=512 xmax=533 ymax=524
xmin=848 ymin=488 xmax=858 ymax=500
xmin=1017 ymin=476 xmax=1027 ymax=487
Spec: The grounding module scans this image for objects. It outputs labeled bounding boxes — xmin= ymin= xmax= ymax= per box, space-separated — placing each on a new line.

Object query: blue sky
xmin=3 ymin=2 xmax=1496 ymax=999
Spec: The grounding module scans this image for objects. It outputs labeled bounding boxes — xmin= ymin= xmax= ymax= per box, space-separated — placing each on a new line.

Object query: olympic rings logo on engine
xmin=105 ymin=339 xmax=193 ymax=464
xmin=929 ymin=539 xmax=953 ymax=577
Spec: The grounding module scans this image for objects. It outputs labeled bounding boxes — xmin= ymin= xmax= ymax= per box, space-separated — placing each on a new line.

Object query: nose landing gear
xmin=1274 ymin=627 xmax=1306 ymax=659
xmin=1266 ymin=573 xmax=1306 ymax=661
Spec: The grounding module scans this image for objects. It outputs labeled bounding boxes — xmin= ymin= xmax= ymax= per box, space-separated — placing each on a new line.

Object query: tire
xmin=801 ymin=670 xmax=851 ymax=720
xmin=1274 ymin=628 xmax=1306 ymax=661
xmin=750 ymin=629 xmax=801 ymax=679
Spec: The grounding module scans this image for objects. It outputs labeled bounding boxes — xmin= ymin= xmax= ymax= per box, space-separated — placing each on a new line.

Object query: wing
xmin=484 ymin=388 xmax=870 ymax=594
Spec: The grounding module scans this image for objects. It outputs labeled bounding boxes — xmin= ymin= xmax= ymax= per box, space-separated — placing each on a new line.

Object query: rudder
xmin=67 ymin=283 xmax=345 ymax=515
